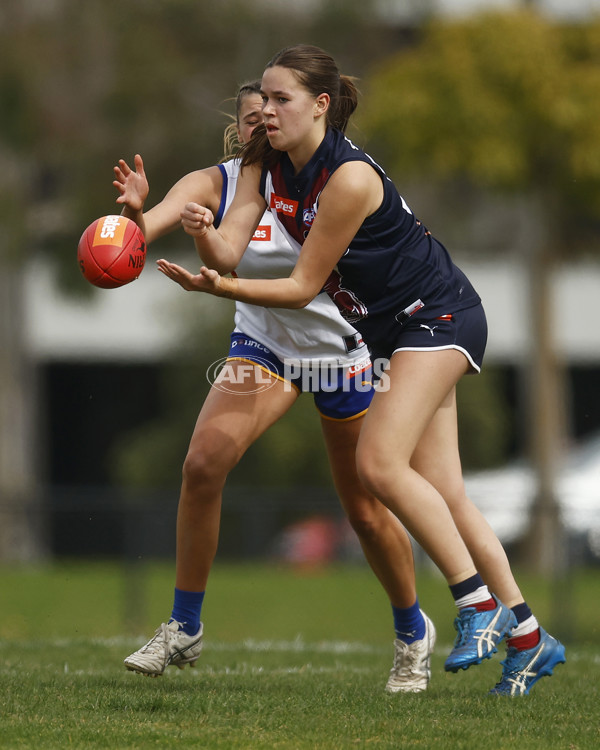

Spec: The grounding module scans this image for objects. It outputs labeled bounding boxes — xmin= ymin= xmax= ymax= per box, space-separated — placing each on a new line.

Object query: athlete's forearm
xmin=120 ymin=205 xmax=147 ymax=238
xmin=156 ymin=258 xmax=317 ymax=307
xmin=216 ymin=274 xmax=313 ymax=309
xmin=121 ymin=204 xmax=186 ymax=247
xmin=194 ymin=227 xmax=240 ymax=275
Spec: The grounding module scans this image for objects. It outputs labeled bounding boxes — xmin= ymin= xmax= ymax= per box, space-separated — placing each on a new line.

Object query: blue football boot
xmin=489 ymin=628 xmax=566 ymax=695
xmin=444 ymin=597 xmax=517 ymax=672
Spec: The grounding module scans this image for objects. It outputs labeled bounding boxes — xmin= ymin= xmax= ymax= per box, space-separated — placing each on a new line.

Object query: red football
xmin=77 ymin=215 xmax=146 ymax=289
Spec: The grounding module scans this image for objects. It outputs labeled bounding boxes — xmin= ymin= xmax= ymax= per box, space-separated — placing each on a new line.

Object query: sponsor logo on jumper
xmin=395 ymin=299 xmax=425 ymax=324
xmin=345 ymin=358 xmax=371 ymax=380
xmin=252 ymin=225 xmax=271 ymax=241
xmin=343 ymin=334 xmax=364 ymax=353
xmin=420 ymin=324 xmax=438 ymax=337
xmin=270 ymin=194 xmax=298 ymax=217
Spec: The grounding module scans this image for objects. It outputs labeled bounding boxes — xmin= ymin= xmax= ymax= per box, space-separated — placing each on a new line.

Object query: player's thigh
xmin=188 ymin=361 xmax=299 ymax=465
xmin=358 ymin=348 xmax=469 ymax=469
xmin=319 ymin=415 xmax=363 ymax=489
xmin=316 ymin=364 xmax=372 ymax=501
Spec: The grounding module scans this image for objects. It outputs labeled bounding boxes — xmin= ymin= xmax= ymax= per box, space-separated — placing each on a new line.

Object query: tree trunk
xmin=0 ymin=262 xmax=47 ymax=561
xmin=521 ymin=193 xmax=569 ymax=578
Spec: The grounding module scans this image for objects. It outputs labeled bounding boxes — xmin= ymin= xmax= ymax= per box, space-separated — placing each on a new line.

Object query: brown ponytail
xmin=335 ymin=75 xmax=359 ymax=133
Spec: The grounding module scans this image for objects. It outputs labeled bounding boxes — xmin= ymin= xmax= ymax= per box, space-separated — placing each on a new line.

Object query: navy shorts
xmin=226 ymin=333 xmax=374 ymax=420
xmin=369 ymin=304 xmax=488 ymax=373
xmin=392 ymin=304 xmax=487 ymax=372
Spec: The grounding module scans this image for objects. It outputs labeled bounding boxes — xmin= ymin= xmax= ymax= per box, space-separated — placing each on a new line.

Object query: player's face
xmin=261 ymin=66 xmax=328 ymax=160
xmin=236 ymin=93 xmax=263 ymax=144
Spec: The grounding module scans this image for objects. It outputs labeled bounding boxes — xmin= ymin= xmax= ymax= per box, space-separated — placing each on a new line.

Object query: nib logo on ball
xmin=78 ymin=215 xmax=146 ymax=289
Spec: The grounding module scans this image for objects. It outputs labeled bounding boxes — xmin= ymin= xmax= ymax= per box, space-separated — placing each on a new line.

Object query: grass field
xmin=1 ymin=561 xmax=599 ymax=749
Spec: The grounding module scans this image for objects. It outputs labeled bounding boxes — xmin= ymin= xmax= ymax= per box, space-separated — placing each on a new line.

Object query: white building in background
xmin=25 ymin=255 xmax=600 ymax=551
xmin=24 ymin=256 xmax=600 ymax=366
xmin=375 ymin=0 xmax=600 ymax=21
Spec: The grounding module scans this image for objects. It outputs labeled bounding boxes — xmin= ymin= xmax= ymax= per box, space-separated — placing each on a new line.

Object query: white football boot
xmin=124 ymin=620 xmax=203 ymax=676
xmin=385 ymin=611 xmax=436 ymax=693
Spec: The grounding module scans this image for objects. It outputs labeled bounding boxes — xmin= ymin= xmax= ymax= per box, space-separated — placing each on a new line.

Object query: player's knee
xmin=355 ymin=449 xmax=384 ymax=499
xmin=182 ymin=440 xmax=234 ymax=490
xmin=345 ymin=505 xmax=381 ymax=542
xmin=355 ymin=446 xmax=407 ymax=504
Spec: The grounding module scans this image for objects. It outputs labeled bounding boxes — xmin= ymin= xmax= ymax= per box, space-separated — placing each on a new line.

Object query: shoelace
xmin=498 ymin=647 xmax=522 ymax=677
xmin=139 ymin=623 xmax=170 ymax=654
xmin=452 ymin=610 xmax=475 ymax=647
xmin=491 ymin=651 xmax=524 ymax=692
xmin=392 ymin=641 xmax=422 ymax=675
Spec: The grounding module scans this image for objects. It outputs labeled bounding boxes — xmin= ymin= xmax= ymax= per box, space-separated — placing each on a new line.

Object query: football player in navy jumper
xmin=158 ymin=45 xmax=565 ymax=695
xmin=116 ymin=82 xmax=434 ymax=692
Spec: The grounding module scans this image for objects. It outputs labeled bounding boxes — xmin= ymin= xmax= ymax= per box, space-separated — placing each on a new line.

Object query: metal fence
xmin=45 ymin=485 xmax=366 ymax=564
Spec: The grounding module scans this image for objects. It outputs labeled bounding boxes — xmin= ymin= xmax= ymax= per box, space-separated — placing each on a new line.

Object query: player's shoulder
xmin=328 ymin=128 xmax=367 ymax=160
xmin=326 ymin=159 xmax=381 ymax=204
xmin=220 ymin=158 xmax=241 ymax=179
xmin=164 ymin=166 xmax=223 ymax=212
xmin=175 ymin=164 xmax=223 ymax=191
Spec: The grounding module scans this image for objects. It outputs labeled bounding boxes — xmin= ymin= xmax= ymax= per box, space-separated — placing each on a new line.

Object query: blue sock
xmin=170 ymin=588 xmax=204 ymax=636
xmin=391 ymin=599 xmax=426 ymax=644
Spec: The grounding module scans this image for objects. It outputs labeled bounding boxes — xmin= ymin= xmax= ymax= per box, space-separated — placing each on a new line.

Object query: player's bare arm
xmin=114 ymin=154 xmax=224 ymax=247
xmin=182 ymin=163 xmax=267 ymax=273
xmin=141 ymin=167 xmax=223 ymax=247
xmin=161 ymin=161 xmax=381 ymax=308
xmin=287 ymin=161 xmax=383 ymax=303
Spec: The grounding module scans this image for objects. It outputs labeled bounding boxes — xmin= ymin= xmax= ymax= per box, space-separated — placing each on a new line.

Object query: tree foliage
xmin=0 ymin=0 xmax=407 ymax=281
xmin=357 ymin=9 xmax=600 ymax=559
xmin=358 ymin=10 xmax=600 ymax=231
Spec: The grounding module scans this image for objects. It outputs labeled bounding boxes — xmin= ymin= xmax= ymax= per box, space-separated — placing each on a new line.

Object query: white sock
xmin=509 ymin=614 xmax=539 ymax=638
xmin=454 ymin=585 xmax=493 ymax=609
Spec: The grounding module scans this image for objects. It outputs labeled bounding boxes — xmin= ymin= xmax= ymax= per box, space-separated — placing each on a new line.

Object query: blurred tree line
xmin=357 ymin=7 xmax=600 ymax=574
xmin=1 ymin=2 xmax=600 ymax=560
xmin=0 ymin=0 xmax=416 ymax=558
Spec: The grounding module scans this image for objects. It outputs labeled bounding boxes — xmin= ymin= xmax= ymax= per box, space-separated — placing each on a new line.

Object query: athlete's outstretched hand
xmin=181 ymin=202 xmax=215 ymax=237
xmin=156 ymin=259 xmax=222 ymax=295
xmin=113 ymin=154 xmax=148 ymax=211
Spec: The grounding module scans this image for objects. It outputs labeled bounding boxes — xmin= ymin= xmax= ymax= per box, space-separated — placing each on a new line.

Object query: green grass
xmin=1 ymin=561 xmax=599 ymax=749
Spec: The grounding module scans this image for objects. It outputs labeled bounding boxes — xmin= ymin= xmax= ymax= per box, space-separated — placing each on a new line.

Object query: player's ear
xmin=314 ymin=93 xmax=330 ymax=118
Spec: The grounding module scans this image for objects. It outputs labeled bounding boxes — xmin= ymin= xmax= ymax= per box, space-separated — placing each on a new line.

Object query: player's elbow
xmin=289 ymin=294 xmax=313 ymax=309
xmin=213 ymin=260 xmax=238 ymax=275
xmin=287 ymin=277 xmax=318 ymax=309
xmin=195 ymin=250 xmax=237 ymax=276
